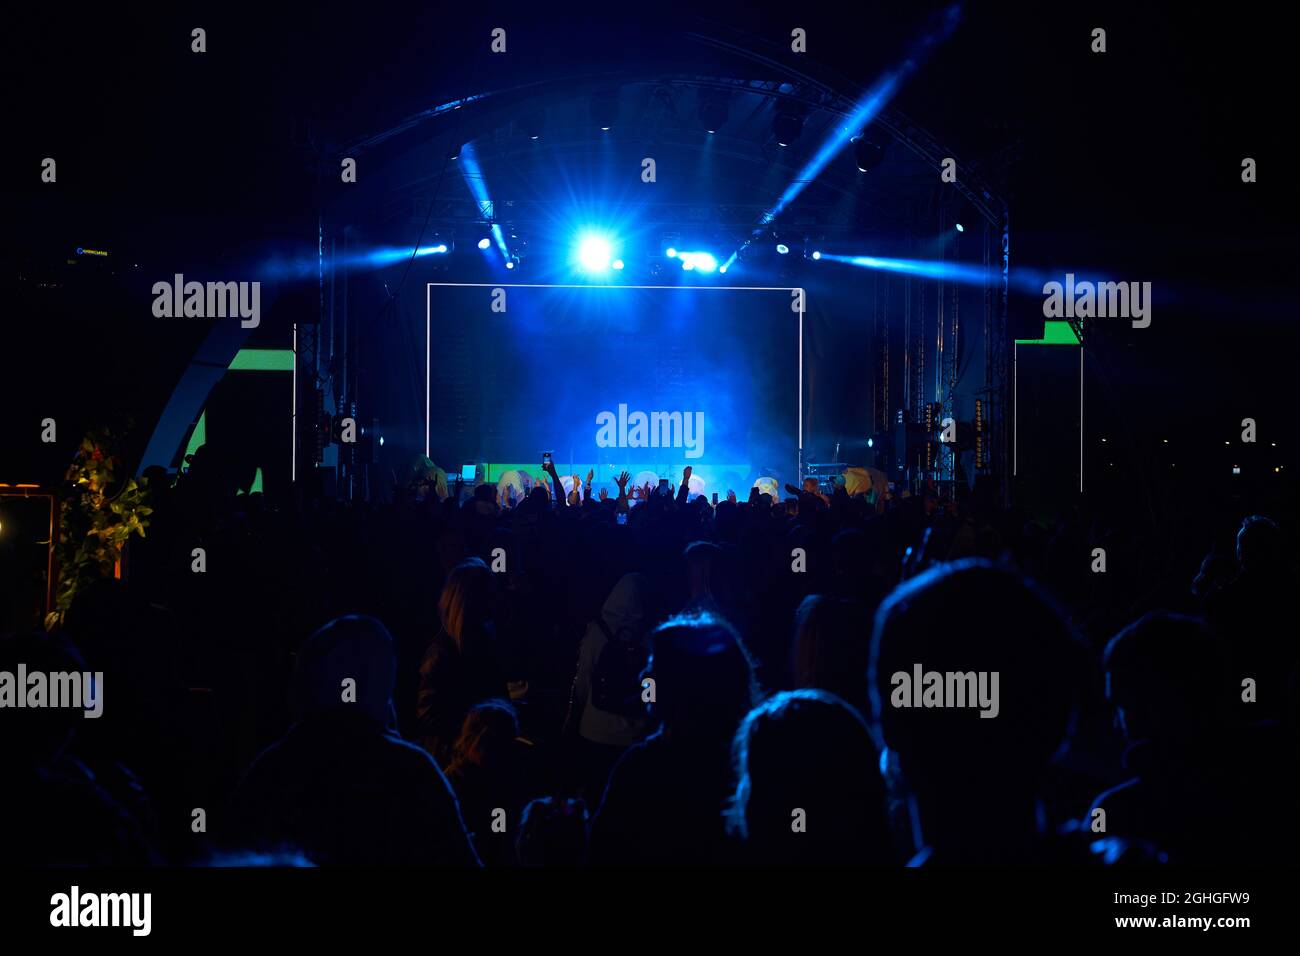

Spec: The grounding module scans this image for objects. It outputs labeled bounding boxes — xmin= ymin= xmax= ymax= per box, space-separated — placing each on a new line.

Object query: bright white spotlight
xmin=477 ymin=237 xmax=491 ymax=250
xmin=955 ymin=223 xmax=964 ymax=233
xmin=577 ymin=234 xmax=613 ymax=272
xmin=687 ymin=252 xmax=717 ymax=273
xmin=612 ymin=259 xmax=624 ymax=270
xmin=505 ymin=260 xmax=515 ymax=270
xmin=811 ymin=250 xmax=821 ymax=260
xmin=776 ymin=243 xmax=789 ymax=255
xmin=719 ymin=264 xmax=728 ymax=274
xmin=666 ymin=247 xmax=677 ymax=259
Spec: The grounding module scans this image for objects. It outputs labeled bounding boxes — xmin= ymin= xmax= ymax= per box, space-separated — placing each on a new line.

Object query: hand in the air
xmin=599 ymin=487 xmax=608 ymax=501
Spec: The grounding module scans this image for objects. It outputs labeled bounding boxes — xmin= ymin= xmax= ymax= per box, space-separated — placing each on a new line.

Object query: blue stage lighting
xmin=718 ymin=264 xmax=728 ymax=274
xmin=612 ymin=259 xmax=625 ymax=271
xmin=776 ymin=243 xmax=790 ymax=255
xmin=505 ymin=260 xmax=515 ymax=270
xmin=577 ymin=234 xmax=613 ymax=272
xmin=811 ymin=250 xmax=821 ymax=260
xmin=666 ymin=247 xmax=677 ymax=259
xmin=867 ymin=437 xmax=874 ymax=448
xmin=416 ymin=244 xmax=448 ymax=256
xmin=955 ymin=223 xmax=965 ymax=233
xmin=477 ymin=237 xmax=491 ymax=250
xmin=677 ymin=251 xmax=717 ymax=273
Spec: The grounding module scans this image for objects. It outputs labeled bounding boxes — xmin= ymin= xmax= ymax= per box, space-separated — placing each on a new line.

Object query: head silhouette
xmin=647 ymin=612 xmax=759 ymax=742
xmin=1236 ymin=515 xmax=1283 ymax=574
xmin=869 ymin=560 xmax=1085 ymax=813
xmin=438 ymin=558 xmax=493 ymax=650
xmin=729 ymin=689 xmax=892 ymax=864
xmin=1103 ymin=612 xmax=1222 ymax=744
xmin=290 ymin=615 xmax=397 ymax=728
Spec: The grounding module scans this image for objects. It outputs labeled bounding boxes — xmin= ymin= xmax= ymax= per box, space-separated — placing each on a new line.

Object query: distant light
xmin=955 ymin=223 xmax=964 ymax=233
xmin=416 ymin=244 xmax=448 ymax=256
xmin=666 ymin=248 xmax=677 ymax=259
xmin=679 ymin=251 xmax=717 ymax=273
xmin=477 ymin=237 xmax=491 ymax=250
xmin=811 ymin=250 xmax=821 ymax=260
xmin=577 ymin=234 xmax=613 ymax=272
xmin=611 ymin=259 xmax=624 ymax=270
xmin=776 ymin=244 xmax=790 ymax=255
xmin=505 ymin=260 xmax=515 ymax=269
xmin=719 ymin=265 xmax=728 ymax=274
xmin=531 ymin=134 xmax=540 ymax=140
xmin=379 ymin=436 xmax=385 ymax=446
xmin=600 ymin=126 xmax=611 ymax=131
xmin=867 ymin=438 xmax=874 ymax=448
xmin=1101 ymin=438 xmax=1106 ymax=443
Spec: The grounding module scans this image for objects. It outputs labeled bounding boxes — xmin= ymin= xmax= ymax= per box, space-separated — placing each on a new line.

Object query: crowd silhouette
xmin=2 ymin=453 xmax=1297 ymax=867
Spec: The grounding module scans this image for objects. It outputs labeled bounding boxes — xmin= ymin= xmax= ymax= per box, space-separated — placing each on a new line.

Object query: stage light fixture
xmin=812 ymin=250 xmax=821 ymax=259
xmin=852 ymin=136 xmax=885 ymax=172
xmin=448 ymin=142 xmax=461 ymax=161
xmin=699 ymin=97 xmax=728 ymax=134
xmin=577 ymin=233 xmax=613 ymax=272
xmin=776 ymin=243 xmax=790 ymax=255
xmin=773 ymin=110 xmax=803 ymax=147
xmin=718 ymin=264 xmax=728 ymax=274
xmin=505 ymin=259 xmax=515 ymax=270
xmin=521 ymin=111 xmax=545 ymax=140
xmin=955 ymin=223 xmax=964 ymax=233
xmin=666 ymin=247 xmax=677 ymax=258
xmin=477 ymin=237 xmax=491 ymax=250
xmin=590 ymin=90 xmax=619 ymax=130
xmin=679 ymin=251 xmax=717 ymax=273
xmin=612 ymin=259 xmax=625 ymax=270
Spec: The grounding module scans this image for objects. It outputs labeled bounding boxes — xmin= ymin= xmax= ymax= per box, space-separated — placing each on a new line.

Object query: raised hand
xmin=615 ymin=471 xmax=631 ymax=493
xmin=682 ymin=465 xmax=692 ymax=484
xmin=586 ymin=469 xmax=594 ymax=486
xmin=642 ymin=481 xmax=653 ymax=500
xmin=727 ymin=489 xmax=737 ymax=503
xmin=599 ymin=487 xmax=608 ymax=501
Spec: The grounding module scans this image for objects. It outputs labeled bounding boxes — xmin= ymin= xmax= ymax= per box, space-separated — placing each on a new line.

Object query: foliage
xmin=48 ymin=427 xmax=152 ymax=628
